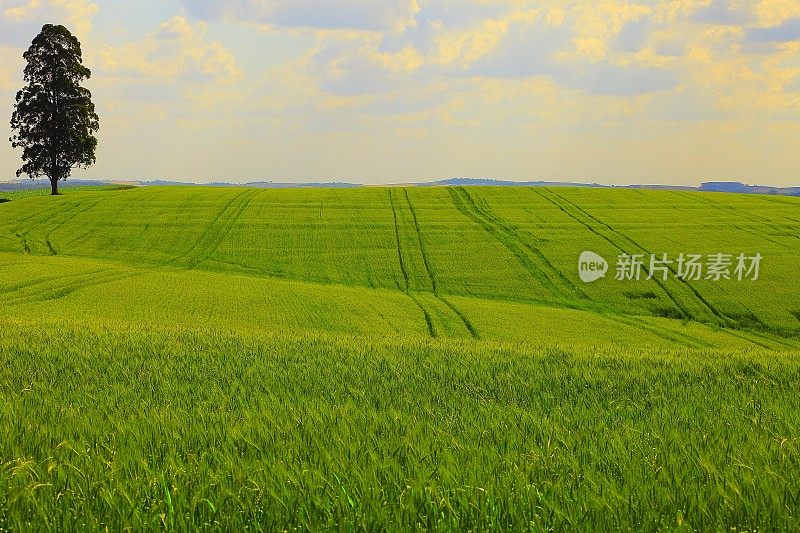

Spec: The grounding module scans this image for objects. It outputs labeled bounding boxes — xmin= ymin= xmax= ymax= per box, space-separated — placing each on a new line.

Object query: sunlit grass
xmin=1 ymin=322 xmax=799 ymax=530
xmin=1 ymin=185 xmax=799 ymax=529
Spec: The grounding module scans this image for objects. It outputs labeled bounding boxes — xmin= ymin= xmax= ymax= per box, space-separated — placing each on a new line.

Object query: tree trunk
xmin=50 ymin=177 xmax=59 ymax=195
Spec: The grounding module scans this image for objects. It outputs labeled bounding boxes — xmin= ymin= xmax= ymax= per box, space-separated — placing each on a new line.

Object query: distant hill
xmin=420 ymin=178 xmax=799 ymax=196
xmin=0 ymin=179 xmax=361 ymax=190
xmin=417 ymin=177 xmax=603 ymax=187
xmin=2 ymin=178 xmax=798 ymax=196
xmin=699 ymin=181 xmax=800 ymax=196
xmin=145 ymin=179 xmax=361 ymax=189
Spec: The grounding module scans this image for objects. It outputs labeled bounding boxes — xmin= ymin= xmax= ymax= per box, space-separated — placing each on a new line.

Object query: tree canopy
xmin=10 ymin=24 xmax=99 ymax=195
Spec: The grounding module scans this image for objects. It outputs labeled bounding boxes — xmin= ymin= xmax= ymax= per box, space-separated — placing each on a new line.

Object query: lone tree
xmin=10 ymin=24 xmax=99 ymax=196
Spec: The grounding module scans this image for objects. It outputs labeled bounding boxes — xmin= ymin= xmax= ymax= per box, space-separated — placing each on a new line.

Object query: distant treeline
xmin=698 ymin=181 xmax=800 ymax=196
xmin=1 ymin=178 xmax=798 ymax=196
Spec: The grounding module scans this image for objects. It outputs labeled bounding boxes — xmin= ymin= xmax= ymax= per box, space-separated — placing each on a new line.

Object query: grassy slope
xmin=2 ymin=323 xmax=800 ymax=530
xmin=0 ymin=186 xmax=798 ymax=346
xmin=1 ymin=186 xmax=800 ymax=529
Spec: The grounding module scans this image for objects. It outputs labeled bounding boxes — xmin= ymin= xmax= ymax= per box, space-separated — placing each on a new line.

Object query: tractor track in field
xmin=403 ymin=189 xmax=481 ymax=339
xmin=535 ymin=188 xmax=770 ymax=331
xmin=448 ymin=187 xmax=586 ymax=303
xmin=14 ymin=232 xmax=30 ymax=254
xmin=13 ymin=202 xmax=80 ymax=253
xmin=749 ymin=194 xmax=800 ymax=208
xmin=188 ymin=189 xmax=260 ymax=269
xmin=669 ymin=191 xmax=795 ymax=333
xmin=530 ymin=187 xmax=697 ymax=321
xmin=5 ymin=201 xmax=65 ymax=226
xmin=32 ymin=271 xmax=145 ymax=305
xmin=437 ymin=294 xmax=480 ymax=339
xmin=164 ymin=189 xmax=249 ymax=267
xmin=616 ymin=310 xmax=793 ymax=351
xmin=607 ymin=314 xmax=712 ymax=349
xmin=389 ymin=189 xmax=435 ymax=336
xmin=403 ymin=189 xmax=438 ymax=294
xmin=165 ymin=189 xmax=257 ymax=269
xmin=533 ymin=187 xmax=744 ymax=327
xmin=388 ymin=189 xmax=410 ymax=293
xmin=14 ymin=196 xmax=105 ymax=254
xmin=650 ymin=195 xmax=780 ymax=329
xmin=405 ymin=189 xmax=479 ymax=339
xmin=388 ymin=188 xmax=478 ymax=339
xmin=671 ymin=190 xmax=800 ymax=246
xmin=730 ymin=224 xmax=791 ymax=248
xmin=4 ymin=187 xmax=794 ymax=345
xmin=613 ymin=296 xmax=783 ymax=350
xmin=1 ymin=268 xmax=144 ymax=306
xmin=723 ymin=329 xmax=779 ymax=350
xmin=409 ymin=293 xmax=438 ymax=338
xmin=740 ymin=328 xmax=799 ymax=349
xmin=0 ymin=268 xmax=107 ymax=295
xmin=11 ymin=192 xmax=103 ymax=230
xmin=40 ymin=196 xmax=115 ymax=255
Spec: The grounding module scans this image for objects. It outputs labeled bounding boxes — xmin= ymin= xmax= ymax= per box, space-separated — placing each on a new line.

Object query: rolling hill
xmin=1 ymin=185 xmax=799 ymax=529
xmin=0 ymin=185 xmax=798 ymax=346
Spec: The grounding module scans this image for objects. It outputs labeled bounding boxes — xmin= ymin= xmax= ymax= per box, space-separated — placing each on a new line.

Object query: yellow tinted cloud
xmin=96 ymin=16 xmax=242 ymax=83
xmin=756 ymin=0 xmax=800 ymax=26
xmin=375 ymin=45 xmax=423 ymax=71
xmin=547 ymin=1 xmax=653 ymax=63
xmin=432 ymin=17 xmax=511 ymax=66
xmin=1 ymin=0 xmax=98 ymax=37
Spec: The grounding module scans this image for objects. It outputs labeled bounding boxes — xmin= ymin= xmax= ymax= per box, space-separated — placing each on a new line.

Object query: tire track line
xmin=530 ymin=187 xmax=693 ymax=319
xmin=409 ymin=294 xmax=438 ymax=338
xmin=2 ymin=269 xmax=144 ymax=306
xmin=11 ymin=198 xmax=88 ymax=254
xmin=42 ymin=196 xmax=110 ymax=255
xmin=448 ymin=187 xmax=585 ymax=302
xmin=404 ymin=189 xmax=437 ymax=293
xmin=607 ymin=314 xmax=710 ymax=349
xmin=0 ymin=268 xmax=107 ymax=295
xmin=15 ymin=196 xmax=97 ymax=252
xmin=165 ymin=189 xmax=253 ymax=268
xmin=189 ymin=189 xmax=260 ymax=269
xmin=404 ymin=188 xmax=478 ymax=339
xmin=449 ymin=187 xmax=559 ymax=297
xmin=670 ymin=191 xmax=794 ymax=332
xmin=538 ymin=187 xmax=730 ymax=325
xmin=672 ymin=190 xmax=800 ymax=246
xmin=388 ymin=188 xmax=435 ymax=337
xmin=388 ymin=188 xmax=410 ymax=293
xmin=15 ymin=193 xmax=103 ymax=234
xmin=462 ymin=187 xmax=589 ymax=300
xmin=437 ymin=294 xmax=480 ymax=339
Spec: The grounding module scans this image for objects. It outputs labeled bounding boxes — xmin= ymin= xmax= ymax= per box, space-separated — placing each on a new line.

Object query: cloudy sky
xmin=1 ymin=0 xmax=799 ymax=185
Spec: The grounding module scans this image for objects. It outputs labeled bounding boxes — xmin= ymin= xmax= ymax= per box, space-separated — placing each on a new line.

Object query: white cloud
xmin=3 ymin=0 xmax=800 ymax=185
xmin=0 ymin=0 xmax=98 ymax=44
xmin=756 ymin=0 xmax=800 ymax=27
xmin=94 ymin=16 xmax=242 ymax=84
xmin=180 ymin=0 xmax=421 ymax=33
xmin=0 ymin=0 xmax=99 ymax=107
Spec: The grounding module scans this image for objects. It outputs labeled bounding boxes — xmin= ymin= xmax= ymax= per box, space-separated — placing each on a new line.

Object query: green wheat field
xmin=1 ymin=185 xmax=799 ymax=530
